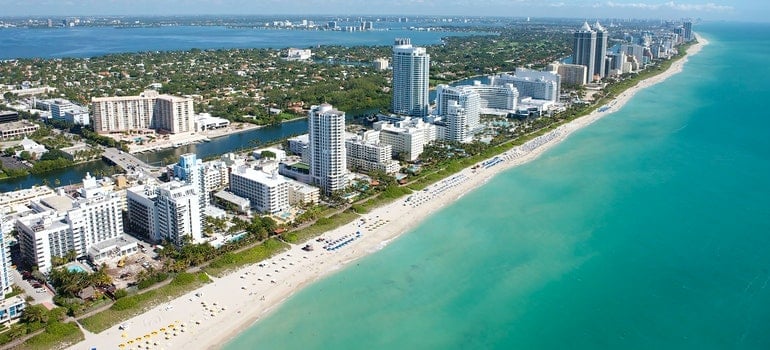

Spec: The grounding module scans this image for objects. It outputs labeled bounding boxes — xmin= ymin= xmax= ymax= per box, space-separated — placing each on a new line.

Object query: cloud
xmin=604 ymin=1 xmax=733 ymax=12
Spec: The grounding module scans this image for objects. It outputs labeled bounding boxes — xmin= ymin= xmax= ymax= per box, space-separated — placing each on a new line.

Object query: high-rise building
xmin=391 ymin=38 xmax=430 ymax=118
xmin=573 ymin=22 xmax=597 ymax=82
xmin=0 ymin=215 xmax=11 ymax=296
xmin=17 ymin=173 xmax=124 ymax=272
xmin=593 ymin=21 xmax=609 ymax=79
xmin=174 ymin=153 xmax=207 ymax=210
xmin=92 ymin=90 xmax=194 ymax=134
xmin=126 ymin=180 xmax=203 ymax=247
xmin=683 ymin=21 xmax=693 ymax=41
xmin=435 ymin=85 xmax=481 ymax=143
xmin=308 ymin=104 xmax=348 ymax=195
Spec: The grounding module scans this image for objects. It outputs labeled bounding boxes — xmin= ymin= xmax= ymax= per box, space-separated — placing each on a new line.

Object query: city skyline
xmin=0 ymin=0 xmax=759 ymax=22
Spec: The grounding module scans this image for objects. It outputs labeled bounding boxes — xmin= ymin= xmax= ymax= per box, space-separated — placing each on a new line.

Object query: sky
xmin=0 ymin=0 xmax=761 ymax=22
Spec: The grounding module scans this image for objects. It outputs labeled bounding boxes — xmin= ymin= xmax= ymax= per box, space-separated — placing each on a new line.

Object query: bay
xmin=0 ymin=25 xmax=479 ymax=60
xmin=225 ymin=22 xmax=770 ymax=349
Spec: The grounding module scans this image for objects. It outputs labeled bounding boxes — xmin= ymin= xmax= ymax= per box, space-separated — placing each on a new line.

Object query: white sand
xmin=70 ymin=36 xmax=707 ymax=350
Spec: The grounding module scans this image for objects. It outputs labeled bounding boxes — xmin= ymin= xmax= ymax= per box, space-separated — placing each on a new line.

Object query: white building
xmin=345 ymin=134 xmax=400 ymax=175
xmin=462 ymin=81 xmax=519 ymax=114
xmin=287 ymin=134 xmax=310 ymax=162
xmin=308 ymin=104 xmax=348 ymax=195
xmin=17 ymin=173 xmax=124 ymax=273
xmin=286 ymin=48 xmax=312 ymax=61
xmin=91 ymin=90 xmax=195 ymax=134
xmin=489 ymin=68 xmax=560 ymax=102
xmin=435 ymin=85 xmax=482 ymax=143
xmin=391 ymin=38 xmax=430 ymax=117
xmin=126 ymin=180 xmax=203 ymax=247
xmin=15 ymin=137 xmax=47 ymax=159
xmin=156 ymin=183 xmax=203 ymax=246
xmin=374 ymin=118 xmax=437 ymax=161
xmin=195 ymin=113 xmax=230 ymax=131
xmin=173 ymin=153 xmax=209 ymax=212
xmin=229 ymin=166 xmax=290 ymax=215
xmin=373 ymin=58 xmax=389 ymax=71
xmin=0 ymin=215 xmax=12 ymax=296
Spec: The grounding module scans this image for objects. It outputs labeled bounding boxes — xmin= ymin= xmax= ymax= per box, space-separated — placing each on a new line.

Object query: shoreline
xmin=70 ymin=36 xmax=707 ymax=350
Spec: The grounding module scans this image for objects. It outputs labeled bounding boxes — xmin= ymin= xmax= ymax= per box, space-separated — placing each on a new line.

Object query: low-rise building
xmin=213 ymin=190 xmax=251 ymax=214
xmin=287 ymin=180 xmax=320 ymax=206
xmin=0 ymin=295 xmax=25 ymax=326
xmin=0 ymin=120 xmax=40 ymax=140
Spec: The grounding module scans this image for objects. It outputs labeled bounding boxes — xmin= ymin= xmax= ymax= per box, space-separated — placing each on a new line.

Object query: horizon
xmin=0 ymin=0 xmax=762 ymax=23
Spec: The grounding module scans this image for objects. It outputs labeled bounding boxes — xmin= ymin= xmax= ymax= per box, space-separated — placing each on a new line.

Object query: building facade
xmin=229 ymin=166 xmax=290 ymax=215
xmin=573 ymin=21 xmax=597 ymax=82
xmin=17 ymin=173 xmax=124 ymax=273
xmin=91 ymin=90 xmax=194 ymax=134
xmin=489 ymin=70 xmax=560 ymax=102
xmin=126 ymin=180 xmax=203 ymax=247
xmin=391 ymin=38 xmax=430 ymax=117
xmin=308 ymin=104 xmax=348 ymax=195
xmin=435 ymin=85 xmax=481 ymax=143
xmin=593 ymin=21 xmax=609 ymax=79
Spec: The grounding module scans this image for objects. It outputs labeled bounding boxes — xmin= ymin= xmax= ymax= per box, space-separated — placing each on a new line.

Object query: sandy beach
xmin=70 ymin=36 xmax=707 ymax=350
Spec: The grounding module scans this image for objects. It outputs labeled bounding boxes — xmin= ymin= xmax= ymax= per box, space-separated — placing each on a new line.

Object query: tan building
xmin=91 ymin=90 xmax=194 ymax=134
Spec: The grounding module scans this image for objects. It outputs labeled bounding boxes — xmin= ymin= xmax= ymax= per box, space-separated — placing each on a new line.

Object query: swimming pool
xmin=67 ymin=265 xmax=86 ymax=273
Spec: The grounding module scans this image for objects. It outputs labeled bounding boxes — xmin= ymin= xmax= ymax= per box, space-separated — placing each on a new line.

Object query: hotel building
xmin=391 ymin=38 xmax=430 ymax=117
xmin=16 ymin=173 xmax=124 ymax=273
xmin=308 ymin=104 xmax=348 ymax=195
xmin=126 ymin=180 xmax=203 ymax=247
xmin=229 ymin=166 xmax=290 ymax=215
xmin=573 ymin=22 xmax=597 ymax=81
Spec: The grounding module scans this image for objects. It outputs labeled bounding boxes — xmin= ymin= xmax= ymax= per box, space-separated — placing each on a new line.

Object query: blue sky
xmin=0 ymin=0 xmax=761 ymax=22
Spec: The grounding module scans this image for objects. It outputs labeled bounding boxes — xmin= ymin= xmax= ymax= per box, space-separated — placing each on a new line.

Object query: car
xmin=35 ymin=288 xmax=46 ymax=293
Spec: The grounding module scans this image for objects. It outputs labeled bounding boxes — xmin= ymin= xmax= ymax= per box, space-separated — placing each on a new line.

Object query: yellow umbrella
xmin=160 ymin=328 xmax=166 ymax=331
xmin=127 ymin=340 xmax=134 ymax=344
xmin=122 ymin=333 xmax=127 ymax=338
xmin=119 ymin=344 xmax=125 ymax=348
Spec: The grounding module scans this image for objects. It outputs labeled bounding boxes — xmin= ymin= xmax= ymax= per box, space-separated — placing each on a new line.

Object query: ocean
xmin=224 ymin=22 xmax=770 ymax=349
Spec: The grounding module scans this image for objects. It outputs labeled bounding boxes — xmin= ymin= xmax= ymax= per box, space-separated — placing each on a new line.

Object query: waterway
xmin=0 ymin=118 xmax=309 ymax=192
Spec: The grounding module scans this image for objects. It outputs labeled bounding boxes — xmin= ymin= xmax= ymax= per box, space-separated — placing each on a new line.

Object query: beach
xmin=70 ymin=36 xmax=707 ymax=350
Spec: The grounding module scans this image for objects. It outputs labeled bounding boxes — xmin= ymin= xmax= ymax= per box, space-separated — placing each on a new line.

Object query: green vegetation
xmin=283 ymin=210 xmax=360 ymax=244
xmin=18 ymin=321 xmax=84 ymax=350
xmin=0 ymin=306 xmax=73 ymax=348
xmin=205 ymin=237 xmax=289 ymax=276
xmin=79 ymin=272 xmax=211 ymax=333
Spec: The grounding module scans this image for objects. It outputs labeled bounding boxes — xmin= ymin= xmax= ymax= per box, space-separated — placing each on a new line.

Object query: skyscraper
xmin=435 ymin=85 xmax=481 ymax=143
xmin=0 ymin=215 xmax=11 ymax=296
xmin=391 ymin=38 xmax=430 ymax=118
xmin=593 ymin=21 xmax=609 ymax=79
xmin=308 ymin=104 xmax=348 ymax=195
xmin=573 ymin=22 xmax=597 ymax=82
xmin=683 ymin=21 xmax=693 ymax=41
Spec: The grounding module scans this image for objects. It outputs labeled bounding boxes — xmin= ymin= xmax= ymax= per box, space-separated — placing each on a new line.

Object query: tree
xmin=21 ymin=304 xmax=49 ymax=324
xmin=260 ymin=150 xmax=276 ymax=159
xmin=19 ymin=150 xmax=32 ymax=161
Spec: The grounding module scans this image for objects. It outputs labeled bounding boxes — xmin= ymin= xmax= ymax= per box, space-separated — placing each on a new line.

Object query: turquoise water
xmin=67 ymin=265 xmax=86 ymax=273
xmin=225 ymin=22 xmax=770 ymax=349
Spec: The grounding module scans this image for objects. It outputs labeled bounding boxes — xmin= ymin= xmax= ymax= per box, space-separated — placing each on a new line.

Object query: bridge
xmin=102 ymin=148 xmax=163 ymax=174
